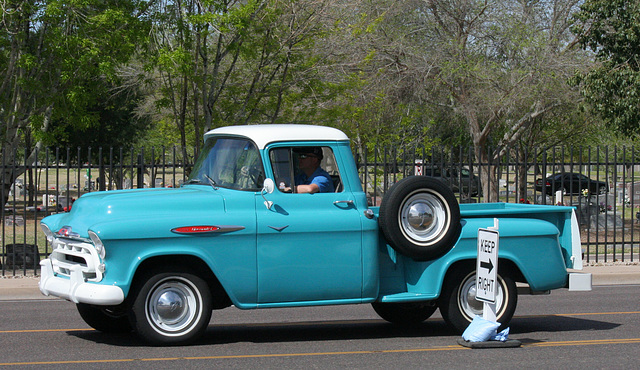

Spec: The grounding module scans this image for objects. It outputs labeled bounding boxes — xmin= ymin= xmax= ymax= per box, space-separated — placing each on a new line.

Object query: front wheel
xmin=439 ymin=267 xmax=517 ymax=333
xmin=130 ymin=269 xmax=212 ymax=345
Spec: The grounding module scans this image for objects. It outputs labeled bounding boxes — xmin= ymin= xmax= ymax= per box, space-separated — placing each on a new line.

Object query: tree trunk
xmin=1 ymin=153 xmax=20 ymax=209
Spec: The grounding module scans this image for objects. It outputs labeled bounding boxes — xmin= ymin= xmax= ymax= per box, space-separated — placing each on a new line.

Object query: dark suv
xmin=535 ymin=172 xmax=607 ymax=195
xmin=423 ymin=166 xmax=480 ymax=196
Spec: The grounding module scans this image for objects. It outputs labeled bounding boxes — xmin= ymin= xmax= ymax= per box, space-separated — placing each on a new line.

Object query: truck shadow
xmin=510 ymin=314 xmax=620 ymax=334
xmin=67 ymin=318 xmax=452 ymax=347
xmin=202 ymin=318 xmax=453 ymax=344
xmin=67 ymin=314 xmax=620 ymax=347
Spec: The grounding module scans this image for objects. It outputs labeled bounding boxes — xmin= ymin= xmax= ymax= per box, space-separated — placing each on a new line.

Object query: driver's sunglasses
xmin=298 ymin=154 xmax=317 ymax=159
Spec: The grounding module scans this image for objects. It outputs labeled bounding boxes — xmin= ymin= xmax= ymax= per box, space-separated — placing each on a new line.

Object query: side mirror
xmin=262 ymin=178 xmax=275 ymax=194
xmin=261 ymin=178 xmax=275 ymax=209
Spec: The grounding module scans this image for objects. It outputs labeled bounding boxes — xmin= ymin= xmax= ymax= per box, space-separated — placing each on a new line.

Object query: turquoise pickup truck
xmin=39 ymin=124 xmax=590 ymax=345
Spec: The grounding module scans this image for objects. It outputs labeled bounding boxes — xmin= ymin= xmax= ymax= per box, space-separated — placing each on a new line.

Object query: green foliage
xmin=573 ymin=0 xmax=640 ymax=135
xmin=2 ymin=0 xmax=614 ymax=162
xmin=55 ymin=86 xmax=151 ymax=151
xmin=1 ymin=0 xmax=150 ymax=152
xmin=141 ymin=0 xmax=347 ymax=147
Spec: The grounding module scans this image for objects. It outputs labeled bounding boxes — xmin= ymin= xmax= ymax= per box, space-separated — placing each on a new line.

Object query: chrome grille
xmin=50 ymin=237 xmax=103 ymax=282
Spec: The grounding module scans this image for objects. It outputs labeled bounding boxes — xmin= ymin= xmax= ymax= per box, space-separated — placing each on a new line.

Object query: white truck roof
xmin=204 ymin=124 xmax=349 ymax=149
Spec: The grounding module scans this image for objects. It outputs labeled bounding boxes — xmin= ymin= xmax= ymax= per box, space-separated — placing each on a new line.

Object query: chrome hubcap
xmin=400 ymin=190 xmax=449 ymax=246
xmin=146 ymin=277 xmax=201 ymax=335
xmin=156 ymin=290 xmax=187 ymax=324
xmin=458 ymin=272 xmax=505 ymax=321
xmin=407 ymin=202 xmax=435 ymax=231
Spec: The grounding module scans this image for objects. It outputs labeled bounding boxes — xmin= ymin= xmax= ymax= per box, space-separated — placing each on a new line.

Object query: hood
xmin=42 ymin=186 xmax=226 ymax=239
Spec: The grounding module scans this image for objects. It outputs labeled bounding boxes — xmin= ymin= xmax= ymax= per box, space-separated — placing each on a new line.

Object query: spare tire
xmin=379 ymin=176 xmax=461 ymax=261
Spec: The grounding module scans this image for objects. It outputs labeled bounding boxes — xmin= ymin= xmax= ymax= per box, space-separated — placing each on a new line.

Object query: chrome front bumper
xmin=39 ymin=259 xmax=124 ymax=305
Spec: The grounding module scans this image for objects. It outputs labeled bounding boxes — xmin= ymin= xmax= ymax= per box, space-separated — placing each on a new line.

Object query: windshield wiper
xmin=182 ymin=176 xmax=218 ymax=190
xmin=182 ymin=179 xmax=202 ymax=186
xmin=204 ymin=174 xmax=219 ymax=190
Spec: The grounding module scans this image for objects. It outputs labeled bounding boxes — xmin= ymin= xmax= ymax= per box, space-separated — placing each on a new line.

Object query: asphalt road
xmin=1 ymin=285 xmax=639 ymax=369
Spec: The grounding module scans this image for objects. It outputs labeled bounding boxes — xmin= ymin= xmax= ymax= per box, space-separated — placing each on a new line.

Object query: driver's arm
xmin=284 ymin=183 xmax=320 ymax=194
xmin=294 ymin=184 xmax=320 ymax=194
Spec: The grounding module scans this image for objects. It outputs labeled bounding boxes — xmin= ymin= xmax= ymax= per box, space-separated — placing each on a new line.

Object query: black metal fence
xmin=2 ymin=145 xmax=639 ymax=276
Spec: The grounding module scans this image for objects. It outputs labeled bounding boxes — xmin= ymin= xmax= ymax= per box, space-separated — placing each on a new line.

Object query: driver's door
xmin=255 ymin=146 xmax=363 ymax=304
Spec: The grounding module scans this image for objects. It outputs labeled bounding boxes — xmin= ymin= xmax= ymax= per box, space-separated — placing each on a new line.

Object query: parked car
xmin=423 ymin=166 xmax=481 ymax=196
xmin=535 ymin=172 xmax=607 ymax=195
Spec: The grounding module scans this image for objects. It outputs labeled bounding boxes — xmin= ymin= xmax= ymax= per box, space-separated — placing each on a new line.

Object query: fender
xmin=96 ymin=238 xmax=258 ymax=308
xmin=377 ymin=217 xmax=567 ymax=302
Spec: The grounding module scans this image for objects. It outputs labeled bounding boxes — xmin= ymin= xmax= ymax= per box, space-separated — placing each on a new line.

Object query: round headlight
xmin=88 ymin=230 xmax=106 ymax=259
xmin=41 ymin=223 xmax=55 ymax=244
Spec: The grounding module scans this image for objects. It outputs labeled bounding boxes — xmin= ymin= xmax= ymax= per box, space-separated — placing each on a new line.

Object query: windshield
xmin=187 ymin=137 xmax=264 ymax=191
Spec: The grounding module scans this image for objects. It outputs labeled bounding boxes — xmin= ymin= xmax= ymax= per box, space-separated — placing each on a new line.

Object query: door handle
xmin=333 ymin=200 xmax=354 ymax=205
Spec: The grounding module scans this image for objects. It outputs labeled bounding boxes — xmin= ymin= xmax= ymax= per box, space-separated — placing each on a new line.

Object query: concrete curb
xmin=1 ymin=264 xmax=639 ymax=301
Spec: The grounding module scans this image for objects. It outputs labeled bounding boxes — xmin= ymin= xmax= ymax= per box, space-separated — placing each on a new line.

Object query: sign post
xmin=459 ymin=218 xmax=521 ymax=348
xmin=476 ymin=219 xmax=499 ymax=322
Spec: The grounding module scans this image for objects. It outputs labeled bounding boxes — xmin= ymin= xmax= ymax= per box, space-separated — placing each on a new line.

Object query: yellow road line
xmin=553 ymin=311 xmax=640 ymax=317
xmin=525 ymin=338 xmax=640 ymax=347
xmin=0 ymin=347 xmax=468 ymax=366
xmin=518 ymin=311 xmax=640 ymax=319
xmin=1 ymin=339 xmax=639 ymax=366
xmin=0 ymin=328 xmax=93 ymax=334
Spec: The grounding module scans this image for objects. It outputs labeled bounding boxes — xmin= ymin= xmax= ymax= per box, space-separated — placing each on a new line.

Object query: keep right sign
xmin=476 ymin=228 xmax=499 ymax=304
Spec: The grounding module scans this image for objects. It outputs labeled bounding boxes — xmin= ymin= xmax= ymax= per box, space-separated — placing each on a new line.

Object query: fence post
xmin=137 ymin=153 xmax=144 ymax=189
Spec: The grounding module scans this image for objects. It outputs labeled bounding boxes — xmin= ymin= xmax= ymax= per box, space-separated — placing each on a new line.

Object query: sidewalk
xmin=1 ymin=263 xmax=639 ymax=301
xmin=0 ymin=276 xmax=49 ymax=301
xmin=580 ymin=262 xmax=640 ymax=286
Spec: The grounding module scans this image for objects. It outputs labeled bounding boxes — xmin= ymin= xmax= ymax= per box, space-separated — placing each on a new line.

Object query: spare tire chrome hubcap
xmin=400 ymin=190 xmax=449 ymax=245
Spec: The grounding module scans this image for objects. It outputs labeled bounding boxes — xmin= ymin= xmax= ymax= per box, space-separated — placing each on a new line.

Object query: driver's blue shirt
xmin=295 ymin=167 xmax=334 ymax=193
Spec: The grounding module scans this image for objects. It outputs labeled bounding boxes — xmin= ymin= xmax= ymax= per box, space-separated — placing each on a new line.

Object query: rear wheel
xmin=129 ymin=268 xmax=212 ymax=345
xmin=372 ymin=302 xmax=437 ymax=325
xmin=439 ymin=266 xmax=517 ymax=333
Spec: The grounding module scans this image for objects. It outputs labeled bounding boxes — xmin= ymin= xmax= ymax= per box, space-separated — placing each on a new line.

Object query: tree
xmin=360 ymin=0 xmax=588 ymax=201
xmin=1 ymin=0 xmax=148 ymax=204
xmin=315 ymin=0 xmax=448 ymax=165
xmin=53 ymin=82 xmax=151 ymax=190
xmin=137 ymin=0 xmax=342 ymax=161
xmin=572 ymin=0 xmax=640 ymax=135
xmin=316 ymin=1 xmax=593 ymax=201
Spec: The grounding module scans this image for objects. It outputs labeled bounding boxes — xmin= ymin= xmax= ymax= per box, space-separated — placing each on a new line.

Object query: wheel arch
xmin=130 ymin=254 xmax=232 ymax=310
xmin=438 ymin=257 xmax=521 ymax=332
xmin=441 ymin=257 xmax=526 ymax=292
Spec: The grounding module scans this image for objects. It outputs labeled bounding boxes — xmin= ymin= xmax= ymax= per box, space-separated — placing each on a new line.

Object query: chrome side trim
xmin=171 ymin=225 xmax=246 ymax=235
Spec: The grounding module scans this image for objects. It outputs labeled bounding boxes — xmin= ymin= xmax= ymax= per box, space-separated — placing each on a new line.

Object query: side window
xmin=269 ymin=146 xmax=343 ymax=193
xmin=270 ymin=148 xmax=294 ymax=191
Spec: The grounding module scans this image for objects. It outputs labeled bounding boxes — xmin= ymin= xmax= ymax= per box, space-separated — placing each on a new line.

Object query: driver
xmin=287 ymin=147 xmax=334 ymax=193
